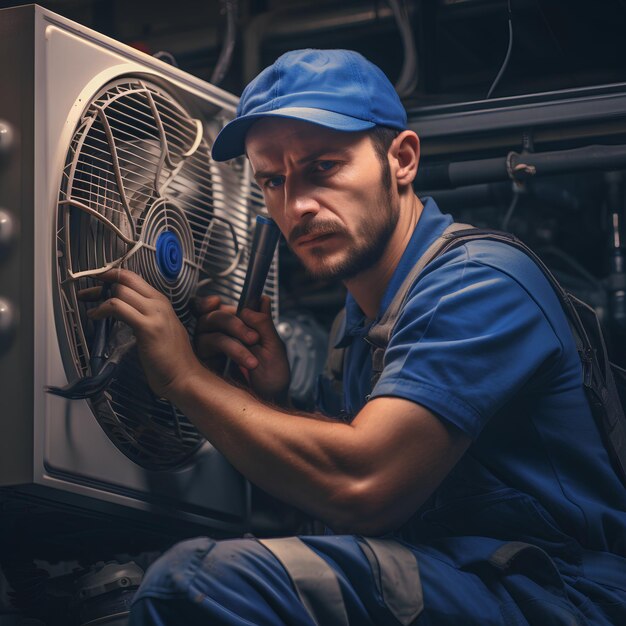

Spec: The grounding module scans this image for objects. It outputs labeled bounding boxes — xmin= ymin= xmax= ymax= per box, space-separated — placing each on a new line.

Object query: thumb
xmin=259 ymin=295 xmax=273 ymax=316
xmin=240 ymin=296 xmax=276 ymax=336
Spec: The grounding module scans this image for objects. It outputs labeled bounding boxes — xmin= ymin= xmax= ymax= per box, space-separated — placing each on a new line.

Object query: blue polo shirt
xmin=319 ymin=197 xmax=626 ymax=567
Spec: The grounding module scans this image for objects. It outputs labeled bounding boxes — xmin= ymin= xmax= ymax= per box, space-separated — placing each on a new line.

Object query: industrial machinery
xmin=0 ymin=5 xmax=277 ymax=623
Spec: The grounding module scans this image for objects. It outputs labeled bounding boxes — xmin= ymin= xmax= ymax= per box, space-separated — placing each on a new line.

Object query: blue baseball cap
xmin=211 ymin=49 xmax=407 ymax=162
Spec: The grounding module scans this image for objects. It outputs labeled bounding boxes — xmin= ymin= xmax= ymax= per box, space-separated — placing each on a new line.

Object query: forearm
xmin=86 ymin=265 xmax=471 ymax=535
xmin=166 ymin=363 xmax=365 ymax=527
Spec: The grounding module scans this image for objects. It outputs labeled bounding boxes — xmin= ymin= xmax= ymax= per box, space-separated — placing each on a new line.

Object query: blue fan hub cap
xmin=156 ymin=231 xmax=183 ymax=281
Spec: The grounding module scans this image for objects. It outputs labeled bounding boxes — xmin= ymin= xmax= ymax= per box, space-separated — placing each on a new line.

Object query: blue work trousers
xmin=128 ymin=534 xmax=625 ymax=625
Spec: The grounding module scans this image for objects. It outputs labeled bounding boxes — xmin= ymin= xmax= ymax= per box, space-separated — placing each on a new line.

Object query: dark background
xmin=1 ymin=0 xmax=625 ymax=102
xmin=1 ymin=4 xmax=626 ymax=622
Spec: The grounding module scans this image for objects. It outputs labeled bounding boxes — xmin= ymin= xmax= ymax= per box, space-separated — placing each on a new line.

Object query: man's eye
xmin=265 ymin=176 xmax=285 ymax=189
xmin=314 ymin=160 xmax=336 ymax=173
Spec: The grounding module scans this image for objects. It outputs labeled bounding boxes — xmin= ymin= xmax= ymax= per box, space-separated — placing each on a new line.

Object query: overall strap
xmin=322 ymin=308 xmax=347 ymax=389
xmin=366 ymin=222 xmax=473 ymax=377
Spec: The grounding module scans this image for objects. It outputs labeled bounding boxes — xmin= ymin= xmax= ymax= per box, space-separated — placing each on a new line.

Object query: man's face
xmin=245 ymin=118 xmax=399 ymax=282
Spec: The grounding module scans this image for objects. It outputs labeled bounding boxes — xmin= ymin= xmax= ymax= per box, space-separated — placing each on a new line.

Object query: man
xmin=87 ymin=49 xmax=625 ymax=624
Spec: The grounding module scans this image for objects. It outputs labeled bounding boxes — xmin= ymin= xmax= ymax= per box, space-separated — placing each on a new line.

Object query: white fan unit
xmin=0 ymin=5 xmax=276 ymax=533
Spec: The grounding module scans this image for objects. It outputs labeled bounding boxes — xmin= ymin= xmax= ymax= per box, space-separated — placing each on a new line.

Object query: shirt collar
xmin=335 ymin=197 xmax=453 ymax=348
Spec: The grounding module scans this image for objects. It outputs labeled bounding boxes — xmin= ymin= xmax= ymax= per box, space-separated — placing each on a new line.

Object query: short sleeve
xmin=370 ymin=245 xmax=565 ymax=439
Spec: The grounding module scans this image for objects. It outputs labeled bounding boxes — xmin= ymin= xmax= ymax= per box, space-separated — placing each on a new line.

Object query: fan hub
xmin=156 ymin=231 xmax=183 ymax=281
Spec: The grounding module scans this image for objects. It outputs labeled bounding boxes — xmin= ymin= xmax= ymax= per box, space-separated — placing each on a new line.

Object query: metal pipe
xmin=421 ymin=183 xmax=502 ymax=207
xmin=211 ymin=0 xmax=238 ymax=86
xmin=243 ymin=3 xmax=394 ymax=83
xmin=415 ymin=144 xmax=626 ymax=190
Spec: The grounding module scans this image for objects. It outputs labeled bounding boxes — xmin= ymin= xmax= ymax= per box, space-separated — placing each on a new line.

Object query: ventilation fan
xmin=0 ymin=5 xmax=276 ymax=532
xmin=56 ymin=76 xmax=251 ymax=469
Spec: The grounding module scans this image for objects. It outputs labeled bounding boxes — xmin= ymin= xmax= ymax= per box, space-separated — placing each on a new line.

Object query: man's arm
xmin=171 ymin=374 xmax=470 ymax=534
xmin=88 ymin=269 xmax=471 ymax=535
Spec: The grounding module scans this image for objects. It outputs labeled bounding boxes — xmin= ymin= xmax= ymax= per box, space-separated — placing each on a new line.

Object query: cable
xmin=486 ymin=0 xmax=513 ymax=99
xmin=501 ymin=184 xmax=521 ymax=230
xmin=387 ymin=0 xmax=419 ymax=97
xmin=211 ymin=0 xmax=238 ymax=86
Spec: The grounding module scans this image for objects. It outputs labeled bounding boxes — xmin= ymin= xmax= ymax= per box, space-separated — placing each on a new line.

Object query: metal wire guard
xmin=55 ymin=77 xmax=266 ymax=469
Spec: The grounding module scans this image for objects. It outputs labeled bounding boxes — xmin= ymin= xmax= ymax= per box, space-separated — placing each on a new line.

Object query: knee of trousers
xmin=135 ymin=537 xmax=217 ymax=599
xmin=132 ymin=536 xmax=309 ymax=625
xmin=134 ymin=537 xmax=294 ymax=601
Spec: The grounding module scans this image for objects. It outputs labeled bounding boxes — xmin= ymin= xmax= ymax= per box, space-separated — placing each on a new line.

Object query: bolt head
xmin=0 ymin=121 xmax=15 ymax=158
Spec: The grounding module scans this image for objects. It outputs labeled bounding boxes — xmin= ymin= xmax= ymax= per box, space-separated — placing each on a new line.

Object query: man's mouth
xmin=290 ymin=221 xmax=345 ymax=248
xmin=296 ymin=232 xmax=337 ymax=247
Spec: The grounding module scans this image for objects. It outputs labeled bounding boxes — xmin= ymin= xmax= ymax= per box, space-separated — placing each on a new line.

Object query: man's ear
xmin=389 ymin=130 xmax=420 ymax=189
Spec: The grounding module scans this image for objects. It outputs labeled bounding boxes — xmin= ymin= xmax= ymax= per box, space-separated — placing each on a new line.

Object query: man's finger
xmin=259 ymin=295 xmax=273 ymax=316
xmin=239 ymin=296 xmax=277 ymax=337
xmin=98 ymin=268 xmax=162 ymax=299
xmin=111 ymin=283 xmax=154 ymax=316
xmin=196 ymin=333 xmax=258 ymax=370
xmin=77 ymin=286 xmax=103 ymax=301
xmin=196 ymin=310 xmax=259 ymax=345
xmin=87 ymin=297 xmax=145 ymax=330
xmin=193 ymin=295 xmax=222 ymax=315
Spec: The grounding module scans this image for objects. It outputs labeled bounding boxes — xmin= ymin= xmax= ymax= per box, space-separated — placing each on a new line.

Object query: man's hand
xmin=82 ymin=269 xmax=202 ymax=399
xmin=194 ymin=295 xmax=291 ymax=403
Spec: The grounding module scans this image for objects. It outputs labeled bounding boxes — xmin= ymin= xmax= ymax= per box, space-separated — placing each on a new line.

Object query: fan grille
xmin=55 ymin=77 xmax=275 ymax=470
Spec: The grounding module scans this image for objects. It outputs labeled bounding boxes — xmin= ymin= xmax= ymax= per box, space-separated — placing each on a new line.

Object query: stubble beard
xmin=298 ymin=180 xmax=400 ymax=282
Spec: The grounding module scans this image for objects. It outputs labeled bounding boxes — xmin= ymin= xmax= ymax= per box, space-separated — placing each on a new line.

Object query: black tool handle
xmin=223 ymin=216 xmax=280 ymax=379
xmin=237 ymin=215 xmax=280 ymax=313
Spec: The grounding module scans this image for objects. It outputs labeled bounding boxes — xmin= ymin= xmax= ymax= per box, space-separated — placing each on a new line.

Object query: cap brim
xmin=211 ymin=107 xmax=376 ymax=162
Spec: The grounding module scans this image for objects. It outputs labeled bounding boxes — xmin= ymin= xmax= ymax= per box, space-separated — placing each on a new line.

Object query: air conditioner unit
xmin=0 ymin=4 xmax=277 ymax=534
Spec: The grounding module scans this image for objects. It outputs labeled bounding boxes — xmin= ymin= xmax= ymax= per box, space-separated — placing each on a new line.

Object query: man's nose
xmin=284 ymin=179 xmax=320 ymax=220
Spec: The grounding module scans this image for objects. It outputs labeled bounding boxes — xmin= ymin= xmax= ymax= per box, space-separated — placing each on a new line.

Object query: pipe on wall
xmin=243 ymin=2 xmax=395 ymax=83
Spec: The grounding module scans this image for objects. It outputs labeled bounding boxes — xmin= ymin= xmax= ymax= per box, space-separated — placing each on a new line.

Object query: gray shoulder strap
xmin=322 ymin=308 xmax=347 ymax=386
xmin=367 ymin=222 xmax=474 ymax=376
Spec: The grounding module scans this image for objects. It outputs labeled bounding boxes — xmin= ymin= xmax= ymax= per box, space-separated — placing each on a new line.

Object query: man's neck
xmin=345 ymin=195 xmax=424 ymax=319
